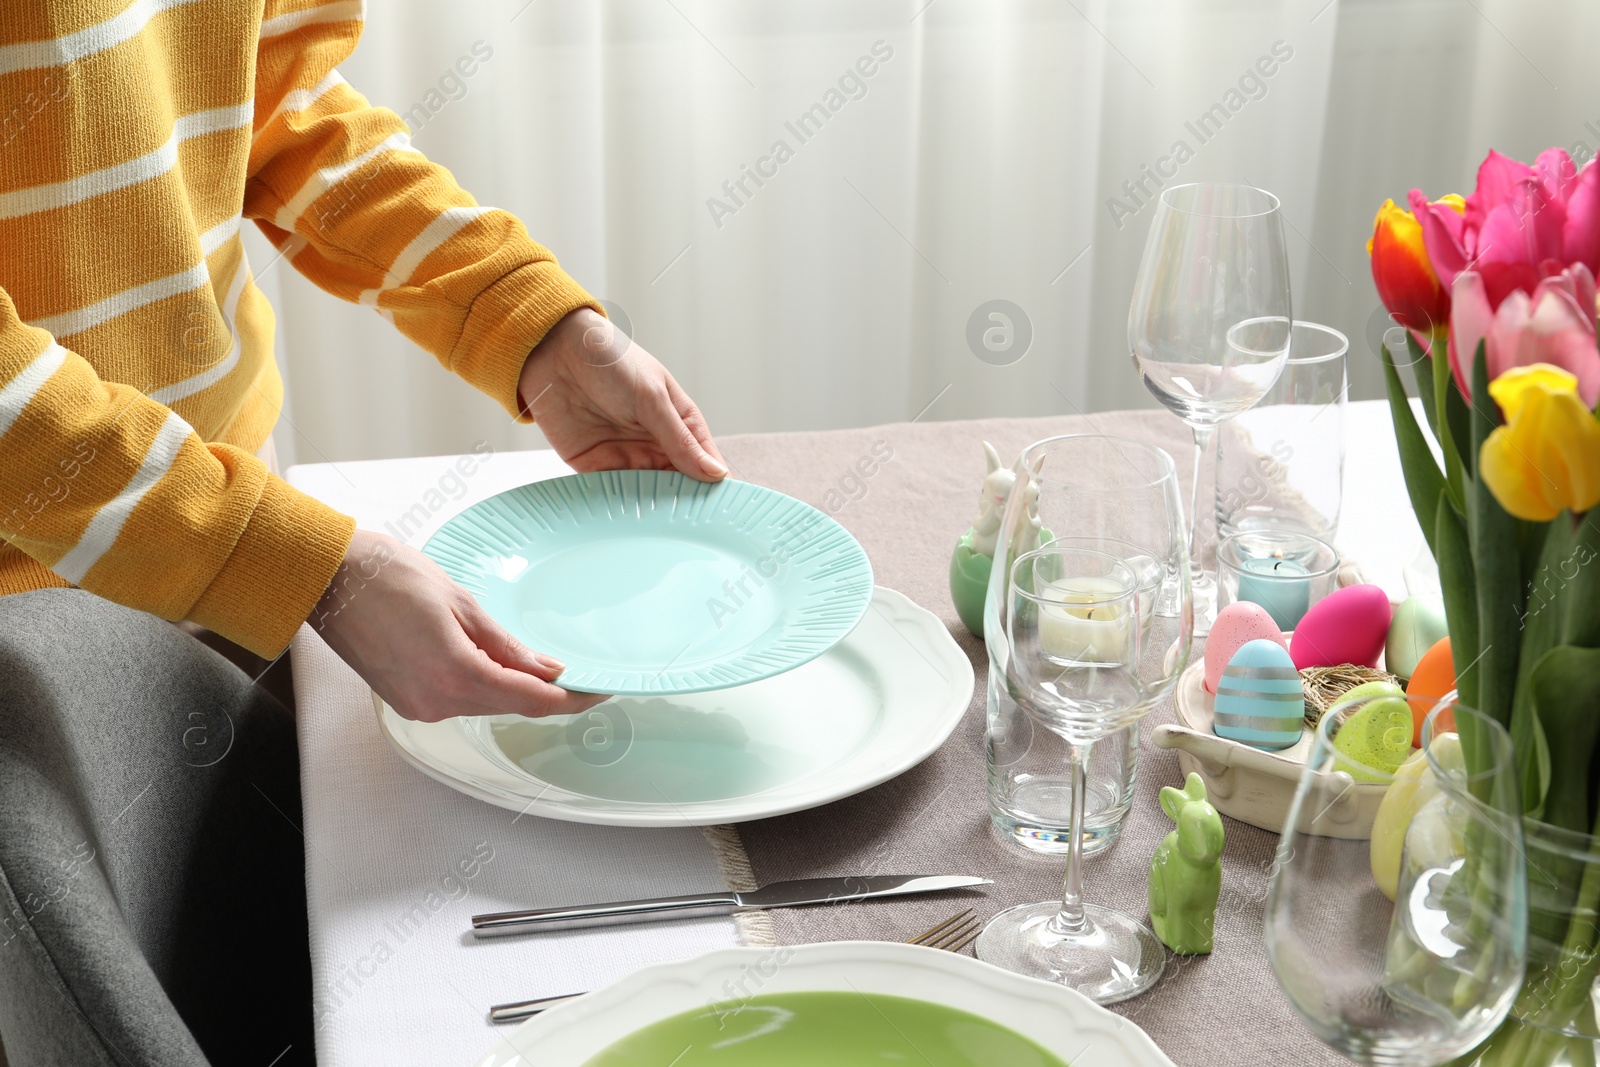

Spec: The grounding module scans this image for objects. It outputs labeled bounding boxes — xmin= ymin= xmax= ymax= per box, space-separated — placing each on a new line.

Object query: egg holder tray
xmin=1153 ymin=659 xmax=1386 ymax=841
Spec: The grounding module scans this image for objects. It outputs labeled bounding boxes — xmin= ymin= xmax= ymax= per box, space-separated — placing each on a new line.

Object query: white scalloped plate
xmin=472 ymin=941 xmax=1175 ymax=1067
xmin=376 ymin=587 xmax=974 ymax=827
xmin=422 ymin=471 xmax=874 ymax=694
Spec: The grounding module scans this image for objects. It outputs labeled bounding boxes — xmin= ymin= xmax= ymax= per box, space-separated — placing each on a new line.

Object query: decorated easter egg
xmin=1406 ymin=636 xmax=1456 ymax=747
xmin=1369 ymin=732 xmax=1463 ymax=901
xmin=1385 ymin=595 xmax=1449 ymax=682
xmin=1329 ymin=683 xmax=1413 ymax=783
xmin=1289 ymin=584 xmax=1393 ymax=670
xmin=1204 ymin=601 xmax=1287 ymax=694
xmin=1212 ymin=639 xmax=1304 ymax=751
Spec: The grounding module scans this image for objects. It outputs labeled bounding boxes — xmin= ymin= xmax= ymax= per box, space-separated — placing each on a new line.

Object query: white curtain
xmin=253 ymin=0 xmax=1600 ymax=466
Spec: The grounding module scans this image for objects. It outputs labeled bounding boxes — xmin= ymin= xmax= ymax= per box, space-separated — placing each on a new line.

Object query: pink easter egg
xmin=1204 ymin=601 xmax=1287 ymax=694
xmin=1289 ymin=584 xmax=1393 ymax=670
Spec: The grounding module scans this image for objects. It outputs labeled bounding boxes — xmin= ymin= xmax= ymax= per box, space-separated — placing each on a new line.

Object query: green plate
xmin=423 ymin=471 xmax=873 ymax=695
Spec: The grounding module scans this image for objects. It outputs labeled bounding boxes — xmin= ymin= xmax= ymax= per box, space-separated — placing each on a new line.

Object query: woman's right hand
xmin=310 ymin=529 xmax=607 ymax=722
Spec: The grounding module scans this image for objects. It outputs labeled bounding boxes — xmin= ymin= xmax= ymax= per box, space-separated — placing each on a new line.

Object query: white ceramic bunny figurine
xmin=969 ymin=442 xmax=1014 ymax=558
xmin=951 ymin=442 xmax=1041 ymax=637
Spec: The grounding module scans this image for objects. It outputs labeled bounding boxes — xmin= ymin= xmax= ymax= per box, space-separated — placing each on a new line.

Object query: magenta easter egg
xmin=1289 ymin=584 xmax=1393 ymax=670
xmin=1204 ymin=601 xmax=1287 ymax=694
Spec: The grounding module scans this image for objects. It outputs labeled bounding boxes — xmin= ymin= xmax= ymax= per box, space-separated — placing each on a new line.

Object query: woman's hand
xmin=311 ymin=530 xmax=607 ymax=722
xmin=519 ymin=307 xmax=727 ymax=480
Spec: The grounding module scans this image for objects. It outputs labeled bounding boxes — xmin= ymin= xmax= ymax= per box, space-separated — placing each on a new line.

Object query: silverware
xmin=470 ymin=874 xmax=990 ymax=938
xmin=487 ymin=907 xmax=987 ymax=1025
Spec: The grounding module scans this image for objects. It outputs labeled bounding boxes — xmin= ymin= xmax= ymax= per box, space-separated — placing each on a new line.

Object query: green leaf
xmin=1407 ymin=334 xmax=1439 ymax=438
xmin=1436 ymin=492 xmax=1479 ymax=709
xmin=1561 ymin=510 xmax=1600 ymax=649
xmin=1444 ymin=361 xmax=1474 ymax=482
xmin=1529 ymin=646 xmax=1600 ymax=836
xmin=1511 ymin=521 xmax=1565 ymax=817
xmin=1435 ymin=333 xmax=1471 ymax=497
xmin=1468 ymin=343 xmax=1522 ymax=728
xmin=1382 ymin=341 xmax=1448 ymax=559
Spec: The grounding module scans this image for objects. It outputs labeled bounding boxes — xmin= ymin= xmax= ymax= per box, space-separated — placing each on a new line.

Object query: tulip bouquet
xmin=1369 ymin=149 xmax=1600 ymax=1064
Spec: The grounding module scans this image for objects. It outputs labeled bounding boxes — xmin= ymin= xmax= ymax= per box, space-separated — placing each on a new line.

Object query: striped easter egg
xmin=1212 ymin=638 xmax=1305 ymax=751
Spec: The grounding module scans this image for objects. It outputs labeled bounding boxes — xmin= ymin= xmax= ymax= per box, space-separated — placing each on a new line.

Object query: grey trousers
xmin=0 ymin=589 xmax=315 ymax=1066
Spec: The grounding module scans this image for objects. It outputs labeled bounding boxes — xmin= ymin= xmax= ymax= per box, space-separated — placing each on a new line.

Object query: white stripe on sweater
xmin=0 ymin=102 xmax=253 ymax=220
xmin=357 ymin=206 xmax=492 ymax=307
xmin=149 ymin=255 xmax=251 ymax=405
xmin=272 ymin=131 xmax=416 ymax=233
xmin=199 ymin=214 xmax=242 ymax=256
xmin=30 ymin=263 xmax=209 ymax=339
xmin=53 ymin=409 xmax=195 ymax=585
xmin=0 ymin=0 xmax=204 ymax=76
xmin=259 ymin=0 xmax=364 ymax=39
xmin=262 ymin=69 xmax=347 ymax=128
xmin=0 ymin=343 xmax=68 ymax=441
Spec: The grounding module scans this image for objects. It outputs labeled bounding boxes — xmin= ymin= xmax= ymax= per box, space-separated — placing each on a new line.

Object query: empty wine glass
xmin=977 ymin=437 xmax=1192 ymax=1004
xmin=1266 ymin=697 xmax=1527 ymax=1065
xmin=1129 ymin=182 xmax=1292 ymax=632
xmin=982 ymin=435 xmax=1190 ymax=861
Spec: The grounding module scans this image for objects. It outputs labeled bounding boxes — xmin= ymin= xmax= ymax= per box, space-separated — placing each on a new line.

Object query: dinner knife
xmin=470 ymin=874 xmax=990 ymax=938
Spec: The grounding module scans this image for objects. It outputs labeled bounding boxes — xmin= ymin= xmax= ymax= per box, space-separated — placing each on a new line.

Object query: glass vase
xmin=1460 ymin=817 xmax=1600 ymax=1067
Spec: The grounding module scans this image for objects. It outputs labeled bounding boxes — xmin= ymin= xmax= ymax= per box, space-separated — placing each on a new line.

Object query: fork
xmin=486 ymin=908 xmax=985 ymax=1025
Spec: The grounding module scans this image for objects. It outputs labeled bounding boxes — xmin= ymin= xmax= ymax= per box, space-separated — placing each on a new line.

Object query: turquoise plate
xmin=423 ymin=471 xmax=873 ymax=695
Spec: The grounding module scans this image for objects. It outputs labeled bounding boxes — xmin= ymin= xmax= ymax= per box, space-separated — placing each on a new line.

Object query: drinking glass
xmin=1129 ymin=182 xmax=1293 ymax=632
xmin=1266 ymin=697 xmax=1527 ymax=1065
xmin=977 ymin=436 xmax=1192 ymax=1004
xmin=982 ymin=435 xmax=1191 ymax=858
xmin=1216 ymin=320 xmax=1348 ymax=541
xmin=987 ymin=685 xmax=1137 ymax=856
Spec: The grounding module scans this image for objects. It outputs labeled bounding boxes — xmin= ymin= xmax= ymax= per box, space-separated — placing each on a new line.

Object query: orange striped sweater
xmin=0 ymin=0 xmax=598 ymax=656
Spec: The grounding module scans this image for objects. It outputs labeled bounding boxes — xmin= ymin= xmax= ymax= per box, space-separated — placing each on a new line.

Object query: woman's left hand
xmin=518 ymin=308 xmax=727 ymax=480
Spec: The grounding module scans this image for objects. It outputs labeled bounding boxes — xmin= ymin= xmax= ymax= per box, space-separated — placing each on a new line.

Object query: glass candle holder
xmin=1215 ymin=321 xmax=1347 ymax=542
xmin=1217 ymin=530 xmax=1339 ymax=631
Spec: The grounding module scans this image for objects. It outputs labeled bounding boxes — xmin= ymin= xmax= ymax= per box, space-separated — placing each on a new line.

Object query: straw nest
xmin=1299 ymin=664 xmax=1402 ymax=728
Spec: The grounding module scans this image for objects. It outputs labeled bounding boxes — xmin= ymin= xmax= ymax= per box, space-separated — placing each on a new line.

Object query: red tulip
xmin=1369 ymin=197 xmax=1459 ymax=343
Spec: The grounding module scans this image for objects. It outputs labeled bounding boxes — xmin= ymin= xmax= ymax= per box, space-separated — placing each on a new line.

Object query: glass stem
xmin=1050 ymin=740 xmax=1094 ymax=935
xmin=1186 ymin=423 xmax=1216 ymax=578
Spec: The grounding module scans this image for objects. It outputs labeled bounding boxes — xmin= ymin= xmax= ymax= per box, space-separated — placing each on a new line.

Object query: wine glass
xmin=1266 ymin=697 xmax=1527 ymax=1064
xmin=1129 ymin=182 xmax=1293 ymax=632
xmin=982 ymin=435 xmax=1191 ymax=652
xmin=978 ymin=436 xmax=1192 ymax=1004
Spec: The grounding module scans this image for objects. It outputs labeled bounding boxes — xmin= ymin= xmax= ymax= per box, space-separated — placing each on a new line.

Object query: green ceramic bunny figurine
xmin=1148 ymin=772 xmax=1224 ymax=955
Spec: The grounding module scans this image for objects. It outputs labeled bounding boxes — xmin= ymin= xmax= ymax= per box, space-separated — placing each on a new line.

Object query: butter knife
xmin=470 ymin=874 xmax=990 ymax=938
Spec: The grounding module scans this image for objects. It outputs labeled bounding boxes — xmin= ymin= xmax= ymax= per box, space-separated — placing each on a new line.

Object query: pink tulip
xmin=1449 ymin=262 xmax=1600 ymax=408
xmin=1411 ymin=149 xmax=1600 ymax=310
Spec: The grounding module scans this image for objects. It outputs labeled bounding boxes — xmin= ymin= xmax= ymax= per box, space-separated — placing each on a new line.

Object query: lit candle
xmin=1038 ymin=577 xmax=1130 ymax=663
xmin=1236 ymin=555 xmax=1312 ymax=630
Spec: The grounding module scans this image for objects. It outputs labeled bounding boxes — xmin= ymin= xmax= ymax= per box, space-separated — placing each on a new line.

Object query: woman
xmin=0 ymin=1 xmax=722 ymax=1062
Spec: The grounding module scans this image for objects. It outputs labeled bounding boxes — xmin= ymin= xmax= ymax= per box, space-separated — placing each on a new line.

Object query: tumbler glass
xmin=1215 ymin=321 xmax=1347 ymax=541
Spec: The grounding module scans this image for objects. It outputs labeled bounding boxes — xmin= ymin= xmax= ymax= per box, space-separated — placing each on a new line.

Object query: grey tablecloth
xmin=714 ymin=411 xmax=1344 ymax=1067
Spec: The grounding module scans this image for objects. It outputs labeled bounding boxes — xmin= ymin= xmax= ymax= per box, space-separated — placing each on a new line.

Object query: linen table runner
xmin=709 ymin=412 xmax=1345 ymax=1067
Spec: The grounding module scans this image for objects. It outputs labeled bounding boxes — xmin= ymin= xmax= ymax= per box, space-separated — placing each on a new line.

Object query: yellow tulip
xmin=1480 ymin=364 xmax=1600 ymax=521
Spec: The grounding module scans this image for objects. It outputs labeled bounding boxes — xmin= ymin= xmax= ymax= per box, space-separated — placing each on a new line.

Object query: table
xmin=288 ymin=399 xmax=1423 ymax=1066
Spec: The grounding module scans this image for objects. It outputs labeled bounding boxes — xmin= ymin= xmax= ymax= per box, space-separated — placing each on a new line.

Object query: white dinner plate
xmin=473 ymin=941 xmax=1176 ymax=1066
xmin=375 ymin=587 xmax=974 ymax=826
